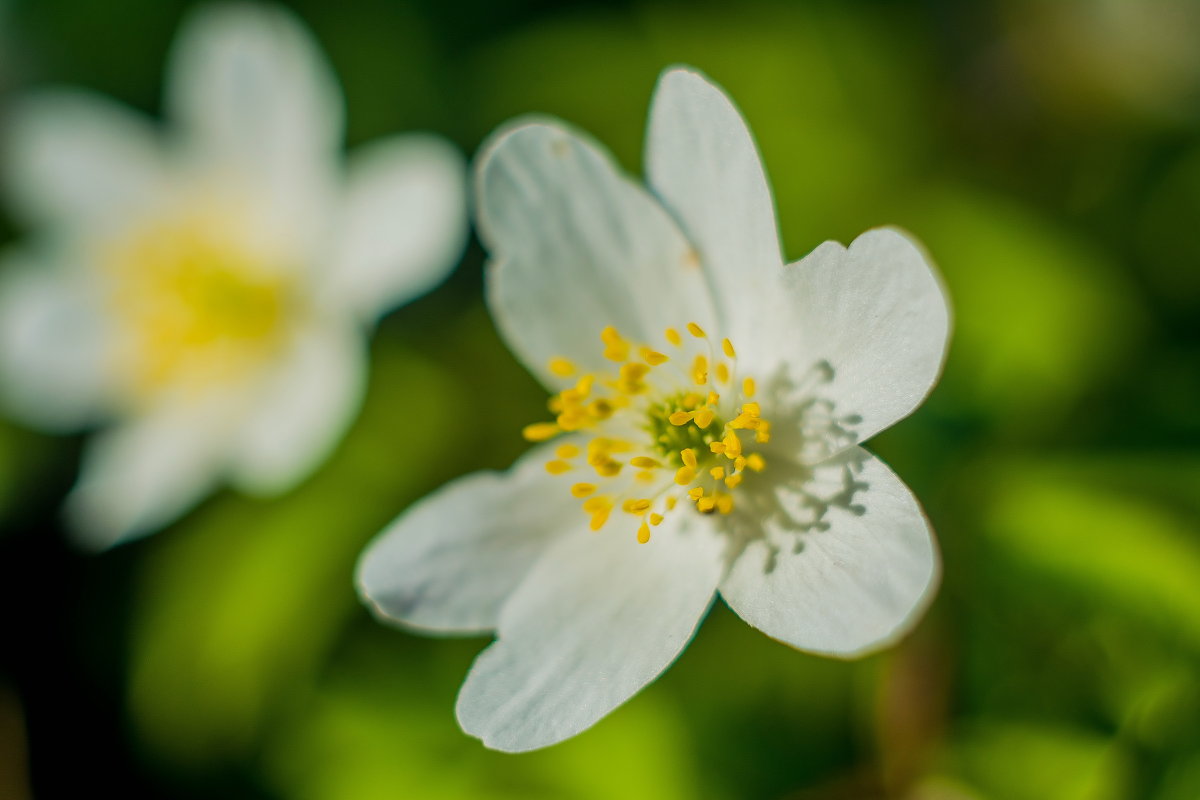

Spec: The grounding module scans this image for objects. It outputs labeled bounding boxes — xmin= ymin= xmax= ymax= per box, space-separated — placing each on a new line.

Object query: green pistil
xmin=644 ymin=396 xmax=725 ymax=467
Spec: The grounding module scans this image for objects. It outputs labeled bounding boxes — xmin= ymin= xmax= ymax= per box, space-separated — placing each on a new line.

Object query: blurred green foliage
xmin=0 ymin=0 xmax=1198 ymax=799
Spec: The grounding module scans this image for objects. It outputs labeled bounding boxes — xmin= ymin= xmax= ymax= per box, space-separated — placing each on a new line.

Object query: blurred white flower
xmin=0 ymin=4 xmax=466 ymax=548
xmin=357 ymin=67 xmax=950 ymax=752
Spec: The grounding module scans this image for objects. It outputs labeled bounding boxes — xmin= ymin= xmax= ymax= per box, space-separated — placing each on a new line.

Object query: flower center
xmin=102 ymin=217 xmax=297 ymax=403
xmin=523 ymin=322 xmax=771 ymax=544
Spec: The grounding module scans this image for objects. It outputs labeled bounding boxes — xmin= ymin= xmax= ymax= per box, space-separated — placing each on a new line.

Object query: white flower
xmin=357 ymin=66 xmax=950 ymax=752
xmin=0 ymin=4 xmax=466 ymax=548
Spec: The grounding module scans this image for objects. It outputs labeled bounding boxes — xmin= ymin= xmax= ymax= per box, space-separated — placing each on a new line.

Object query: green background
xmin=1 ymin=0 xmax=1199 ymax=797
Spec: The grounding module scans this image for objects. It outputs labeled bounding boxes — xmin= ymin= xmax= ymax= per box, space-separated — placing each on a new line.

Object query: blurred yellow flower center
xmin=524 ymin=323 xmax=771 ymax=544
xmin=103 ymin=219 xmax=296 ymax=402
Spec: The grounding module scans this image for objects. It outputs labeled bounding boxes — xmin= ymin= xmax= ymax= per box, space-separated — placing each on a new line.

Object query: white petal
xmin=165 ymin=4 xmax=341 ymax=254
xmin=227 ymin=320 xmax=367 ymax=495
xmin=0 ymin=254 xmax=116 ymax=430
xmin=645 ymin=67 xmax=783 ymax=345
xmin=753 ymin=228 xmax=950 ymax=453
xmin=326 ymin=134 xmax=467 ymax=320
xmin=2 ymin=90 xmax=165 ymax=227
xmin=64 ymin=398 xmax=238 ymax=549
xmin=357 ymin=443 xmax=579 ymax=634
xmin=719 ymin=448 xmax=939 ymax=658
xmin=478 ymin=119 xmax=719 ymax=386
xmin=456 ymin=512 xmax=724 ymax=752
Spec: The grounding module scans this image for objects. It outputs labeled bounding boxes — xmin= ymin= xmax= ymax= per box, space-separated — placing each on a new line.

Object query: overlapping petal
xmin=357 ymin=443 xmax=581 ymax=634
xmin=752 ymin=228 xmax=950 ymax=451
xmin=478 ymin=119 xmax=719 ymax=387
xmin=166 ymin=3 xmax=340 ymax=257
xmin=646 ymin=67 xmax=783 ymax=346
xmin=228 ymin=320 xmax=367 ymax=494
xmin=719 ymin=448 xmax=940 ymax=658
xmin=326 ymin=134 xmax=467 ymax=321
xmin=0 ymin=254 xmax=116 ymax=430
xmin=456 ymin=511 xmax=724 ymax=752
xmin=2 ymin=90 xmax=166 ymax=228
xmin=64 ymin=398 xmax=239 ymax=549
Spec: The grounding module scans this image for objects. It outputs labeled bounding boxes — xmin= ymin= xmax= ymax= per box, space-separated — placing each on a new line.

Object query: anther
xmin=687 ymin=322 xmax=707 ymax=338
xmin=721 ymin=338 xmax=736 ymax=358
xmin=522 ymin=422 xmax=560 ymax=442
xmin=710 ymin=466 xmax=725 ymax=480
xmin=548 ymin=357 xmax=576 ymax=377
xmin=669 ymin=410 xmax=695 ymax=426
xmin=637 ymin=521 xmax=651 ymax=544
xmin=674 ymin=466 xmax=696 ymax=485
xmin=681 ymin=449 xmax=698 ymax=469
xmin=556 ymin=443 xmax=581 ymax=459
xmin=694 ymin=408 xmax=715 ymax=428
xmin=545 ymin=460 xmax=572 ymax=475
xmin=630 ymin=457 xmax=661 ymax=468
xmin=715 ymin=363 xmax=730 ymax=384
xmin=664 ymin=327 xmax=682 ymax=347
xmin=691 ymin=355 xmax=708 ymax=385
xmin=743 ymin=377 xmax=756 ymax=397
xmin=746 ymin=453 xmax=766 ymax=471
xmin=640 ymin=347 xmax=669 ymax=366
xmin=571 ymin=483 xmax=597 ymax=497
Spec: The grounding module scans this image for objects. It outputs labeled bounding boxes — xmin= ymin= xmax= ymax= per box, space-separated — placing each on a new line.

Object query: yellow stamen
xmin=743 ymin=376 xmax=756 ymax=397
xmin=721 ymin=338 xmax=736 ymax=358
xmin=665 ymin=327 xmax=682 ymax=347
xmin=716 ymin=494 xmax=734 ymax=514
xmin=669 ymin=410 xmax=695 ymax=426
xmin=637 ymin=521 xmax=651 ymax=544
xmin=590 ymin=507 xmax=611 ymax=531
xmin=756 ymin=421 xmax=771 ymax=443
xmin=681 ymin=448 xmax=698 ymax=469
xmin=674 ymin=466 xmax=696 ymax=485
xmin=715 ymin=363 xmax=730 ymax=384
xmin=697 ymin=496 xmax=716 ymax=513
xmin=666 ymin=496 xmax=678 ymax=510
xmin=691 ymin=355 xmax=708 ymax=385
xmin=523 ymin=422 xmax=560 ymax=441
xmin=710 ymin=466 xmax=725 ymax=480
xmin=724 ymin=473 xmax=743 ymax=489
xmin=688 ymin=487 xmax=705 ymax=500
xmin=722 ymin=431 xmax=743 ymax=458
xmin=694 ymin=407 xmax=715 ymax=428
xmin=687 ymin=322 xmax=707 ymax=338
xmin=622 ymin=498 xmax=652 ymax=515
xmin=746 ymin=453 xmax=766 ymax=472
xmin=556 ymin=443 xmax=580 ymax=459
xmin=601 ymin=326 xmax=630 ymax=362
xmin=571 ymin=483 xmax=597 ymax=497
xmin=640 ymin=347 xmax=669 ymax=366
xmin=630 ymin=457 xmax=661 ymax=468
xmin=548 ymin=357 xmax=576 ymax=377
xmin=545 ymin=460 xmax=572 ymax=475
xmin=649 ymin=513 xmax=664 ymax=526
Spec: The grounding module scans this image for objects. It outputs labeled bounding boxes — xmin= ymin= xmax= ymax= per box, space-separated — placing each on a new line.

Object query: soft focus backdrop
xmin=1 ymin=0 xmax=1199 ymax=798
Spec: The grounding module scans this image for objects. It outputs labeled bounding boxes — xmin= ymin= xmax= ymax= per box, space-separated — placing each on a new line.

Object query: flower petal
xmin=0 ymin=253 xmax=116 ymax=430
xmin=719 ymin=448 xmax=939 ymax=658
xmin=165 ymin=3 xmax=341 ymax=256
xmin=357 ymin=443 xmax=581 ymax=634
xmin=2 ymin=90 xmax=166 ymax=227
xmin=227 ymin=320 xmax=367 ymax=495
xmin=455 ymin=512 xmax=724 ymax=752
xmin=752 ymin=228 xmax=950 ymax=453
xmin=64 ymin=398 xmax=238 ymax=549
xmin=478 ymin=119 xmax=719 ymax=386
xmin=326 ymin=134 xmax=467 ymax=321
xmin=645 ymin=67 xmax=784 ymax=345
